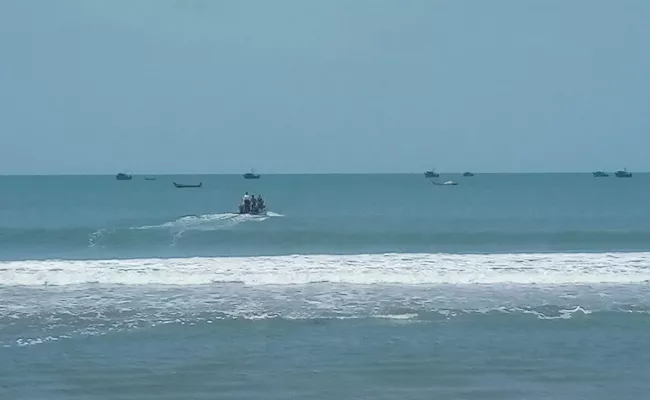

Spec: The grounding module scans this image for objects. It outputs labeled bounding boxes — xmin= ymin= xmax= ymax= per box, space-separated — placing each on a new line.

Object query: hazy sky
xmin=1 ymin=0 xmax=649 ymax=174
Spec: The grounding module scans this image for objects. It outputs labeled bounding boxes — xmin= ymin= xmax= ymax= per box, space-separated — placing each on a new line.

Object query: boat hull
xmin=238 ymin=204 xmax=266 ymax=215
xmin=238 ymin=211 xmax=267 ymax=216
xmin=173 ymin=182 xmax=202 ymax=188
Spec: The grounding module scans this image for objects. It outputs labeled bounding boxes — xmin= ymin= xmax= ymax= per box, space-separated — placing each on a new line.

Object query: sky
xmin=0 ymin=0 xmax=649 ymax=174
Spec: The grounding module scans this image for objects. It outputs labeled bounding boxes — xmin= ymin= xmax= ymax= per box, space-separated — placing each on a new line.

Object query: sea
xmin=2 ymin=173 xmax=650 ymax=399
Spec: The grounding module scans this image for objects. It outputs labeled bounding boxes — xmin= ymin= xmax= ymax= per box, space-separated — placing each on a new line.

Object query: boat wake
xmin=134 ymin=212 xmax=274 ymax=231
xmin=85 ymin=212 xmax=284 ymax=248
xmin=134 ymin=212 xmax=283 ymax=243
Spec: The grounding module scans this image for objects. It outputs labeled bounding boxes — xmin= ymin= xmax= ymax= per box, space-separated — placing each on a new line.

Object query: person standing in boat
xmin=257 ymin=195 xmax=265 ymax=211
xmin=251 ymin=195 xmax=258 ymax=213
xmin=242 ymin=192 xmax=251 ymax=213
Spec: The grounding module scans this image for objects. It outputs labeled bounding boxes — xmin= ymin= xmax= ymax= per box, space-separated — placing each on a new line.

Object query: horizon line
xmin=0 ymin=171 xmax=646 ymax=177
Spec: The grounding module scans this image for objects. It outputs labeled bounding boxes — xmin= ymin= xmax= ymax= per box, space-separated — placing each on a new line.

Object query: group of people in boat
xmin=239 ymin=192 xmax=266 ymax=214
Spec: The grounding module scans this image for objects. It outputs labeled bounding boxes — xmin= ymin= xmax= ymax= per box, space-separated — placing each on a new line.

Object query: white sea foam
xmin=134 ymin=212 xmax=276 ymax=231
xmin=2 ymin=252 xmax=650 ymax=287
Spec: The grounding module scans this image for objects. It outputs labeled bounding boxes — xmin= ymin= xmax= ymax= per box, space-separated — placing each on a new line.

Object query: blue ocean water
xmin=2 ymin=173 xmax=650 ymax=399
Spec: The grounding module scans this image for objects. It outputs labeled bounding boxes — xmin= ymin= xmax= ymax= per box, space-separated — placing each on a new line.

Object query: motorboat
xmin=238 ymin=203 xmax=267 ymax=215
xmin=238 ymin=196 xmax=267 ymax=215
xmin=238 ymin=205 xmax=267 ymax=215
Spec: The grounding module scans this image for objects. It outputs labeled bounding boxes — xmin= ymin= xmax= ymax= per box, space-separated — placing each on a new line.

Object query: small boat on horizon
xmin=593 ymin=171 xmax=609 ymax=177
xmin=462 ymin=172 xmax=474 ymax=177
xmin=144 ymin=177 xmax=157 ymax=181
xmin=116 ymin=173 xmax=132 ymax=181
xmin=173 ymin=182 xmax=202 ymax=188
xmin=424 ymin=168 xmax=439 ymax=178
xmin=615 ymin=168 xmax=632 ymax=178
xmin=243 ymin=169 xmax=260 ymax=179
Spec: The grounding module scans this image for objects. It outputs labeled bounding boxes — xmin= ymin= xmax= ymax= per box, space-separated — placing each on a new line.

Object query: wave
xmin=4 ymin=255 xmax=650 ymax=348
xmin=3 ymin=306 xmax=649 ymax=348
xmin=2 ymin=252 xmax=650 ymax=286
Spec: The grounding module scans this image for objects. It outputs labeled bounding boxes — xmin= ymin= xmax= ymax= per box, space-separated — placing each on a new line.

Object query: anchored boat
xmin=116 ymin=173 xmax=132 ymax=180
xmin=243 ymin=169 xmax=260 ymax=179
xmin=173 ymin=182 xmax=202 ymax=188
xmin=615 ymin=169 xmax=632 ymax=178
xmin=424 ymin=168 xmax=439 ymax=178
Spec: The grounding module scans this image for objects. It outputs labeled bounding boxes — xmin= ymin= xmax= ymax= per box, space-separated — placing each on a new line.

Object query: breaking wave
xmin=3 ymin=251 xmax=650 ymax=348
xmin=2 ymin=252 xmax=650 ymax=286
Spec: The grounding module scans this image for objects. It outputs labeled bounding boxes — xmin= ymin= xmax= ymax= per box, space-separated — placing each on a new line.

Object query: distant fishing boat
xmin=462 ymin=172 xmax=474 ymax=177
xmin=116 ymin=173 xmax=132 ymax=180
xmin=615 ymin=168 xmax=632 ymax=178
xmin=424 ymin=168 xmax=439 ymax=178
xmin=243 ymin=169 xmax=260 ymax=179
xmin=593 ymin=171 xmax=609 ymax=177
xmin=173 ymin=182 xmax=202 ymax=188
xmin=144 ymin=177 xmax=156 ymax=181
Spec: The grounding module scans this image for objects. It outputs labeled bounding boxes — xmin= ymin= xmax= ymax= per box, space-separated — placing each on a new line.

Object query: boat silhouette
xmin=173 ymin=182 xmax=202 ymax=188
